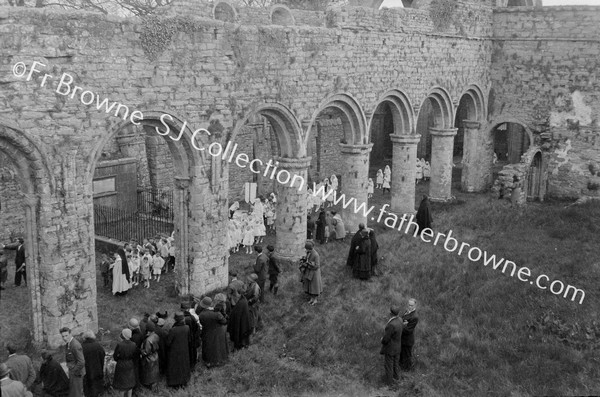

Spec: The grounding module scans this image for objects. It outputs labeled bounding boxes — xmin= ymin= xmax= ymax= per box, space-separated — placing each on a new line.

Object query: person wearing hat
xmin=150 ymin=315 xmax=167 ymax=375
xmin=181 ymin=301 xmax=200 ymax=370
xmin=127 ymin=318 xmax=143 ymax=392
xmin=139 ymin=321 xmax=160 ymax=391
xmin=253 ymin=245 xmax=269 ymax=303
xmin=245 ymin=273 xmax=262 ymax=334
xmin=0 ymin=362 xmax=32 ymax=397
xmin=379 ymin=306 xmax=404 ymax=386
xmin=197 ymin=297 xmax=228 ymax=368
xmin=59 ymin=327 xmax=86 ymax=397
xmin=165 ymin=312 xmax=191 ymax=388
xmin=81 ymin=331 xmax=105 ymax=397
xmin=400 ymin=298 xmax=419 ymax=371
xmin=113 ymin=329 xmax=137 ymax=397
xmin=38 ymin=350 xmax=69 ymax=397
xmin=300 ymin=241 xmax=323 ymax=305
xmin=0 ymin=249 xmax=8 ymax=290
xmin=227 ymin=282 xmax=251 ymax=350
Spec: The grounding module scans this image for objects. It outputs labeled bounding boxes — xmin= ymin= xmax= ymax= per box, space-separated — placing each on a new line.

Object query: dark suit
xmin=400 ymin=310 xmax=419 ymax=370
xmin=380 ymin=316 xmax=403 ymax=384
xmin=254 ymin=252 xmax=269 ymax=302
xmin=65 ymin=337 xmax=85 ymax=397
xmin=4 ymin=243 xmax=26 ymax=286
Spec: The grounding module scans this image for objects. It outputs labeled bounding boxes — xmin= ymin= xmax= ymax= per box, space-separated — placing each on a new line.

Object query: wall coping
xmin=494 ymin=5 xmax=600 ymax=13
xmin=95 ymin=157 xmax=137 ymax=168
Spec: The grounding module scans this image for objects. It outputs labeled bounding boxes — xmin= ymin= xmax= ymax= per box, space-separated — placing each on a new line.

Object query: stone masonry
xmin=0 ymin=1 xmax=598 ymax=347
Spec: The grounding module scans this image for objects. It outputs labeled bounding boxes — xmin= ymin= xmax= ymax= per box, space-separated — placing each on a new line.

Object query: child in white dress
xmin=376 ymin=169 xmax=383 ymax=189
xmin=423 ymin=161 xmax=431 ymax=181
xmin=152 ymin=253 xmax=164 ymax=282
xmin=242 ymin=224 xmax=255 ymax=254
xmin=416 ymin=160 xmax=423 ymax=184
xmin=367 ymin=178 xmax=374 ymax=198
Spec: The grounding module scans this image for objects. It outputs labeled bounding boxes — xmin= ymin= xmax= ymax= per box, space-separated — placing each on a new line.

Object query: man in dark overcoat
xmin=127 ymin=318 xmax=143 ymax=391
xmin=197 ymin=297 xmax=228 ymax=368
xmin=400 ymin=298 xmax=419 ymax=371
xmin=165 ymin=312 xmax=191 ymax=388
xmin=39 ymin=350 xmax=70 ymax=397
xmin=1 ymin=237 xmax=26 ymax=286
xmin=380 ymin=306 xmax=403 ymax=386
xmin=150 ymin=315 xmax=168 ymax=375
xmin=81 ymin=331 xmax=105 ymax=397
xmin=227 ymin=282 xmax=251 ymax=351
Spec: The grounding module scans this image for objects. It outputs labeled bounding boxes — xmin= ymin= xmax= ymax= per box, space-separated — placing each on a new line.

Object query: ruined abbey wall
xmin=1 ymin=0 xmax=493 ymax=347
xmin=491 ymin=6 xmax=600 ymax=199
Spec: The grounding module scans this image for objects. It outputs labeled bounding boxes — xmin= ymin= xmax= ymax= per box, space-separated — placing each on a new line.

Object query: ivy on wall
xmin=429 ymin=0 xmax=456 ymax=31
xmin=141 ymin=16 xmax=208 ymax=61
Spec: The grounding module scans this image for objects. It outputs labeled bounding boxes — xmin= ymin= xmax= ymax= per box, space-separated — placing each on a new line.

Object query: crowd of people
xmin=227 ymin=194 xmax=276 ymax=254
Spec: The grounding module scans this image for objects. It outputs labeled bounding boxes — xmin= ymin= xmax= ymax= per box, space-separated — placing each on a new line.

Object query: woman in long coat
xmin=165 ymin=312 xmax=191 ymax=387
xmin=81 ymin=330 xmax=105 ymax=397
xmin=301 ymin=241 xmax=323 ymax=305
xmin=140 ymin=322 xmax=160 ymax=389
xmin=197 ymin=297 xmax=229 ymax=367
xmin=354 ymin=230 xmax=372 ymax=280
xmin=331 ymin=211 xmax=346 ymax=240
xmin=227 ymin=283 xmax=251 ymax=350
xmin=112 ymin=329 xmax=137 ymax=397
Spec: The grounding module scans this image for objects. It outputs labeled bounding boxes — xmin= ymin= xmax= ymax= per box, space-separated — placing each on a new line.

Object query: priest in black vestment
xmin=346 ymin=223 xmax=366 ymax=268
xmin=39 ymin=350 xmax=70 ymax=397
xmin=415 ymin=195 xmax=433 ymax=235
xmin=227 ymin=282 xmax=251 ymax=350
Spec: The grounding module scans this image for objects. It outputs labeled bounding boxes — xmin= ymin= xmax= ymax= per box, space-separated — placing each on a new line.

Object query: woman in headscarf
xmin=369 ymin=229 xmax=379 ymax=277
xmin=113 ymin=329 xmax=137 ymax=397
xmin=415 ymin=195 xmax=433 ymax=235
xmin=111 ymin=249 xmax=130 ymax=296
xmin=300 ymin=241 xmax=323 ymax=305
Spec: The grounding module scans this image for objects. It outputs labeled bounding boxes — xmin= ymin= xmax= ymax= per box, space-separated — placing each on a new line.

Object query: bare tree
xmin=6 ymin=0 xmax=172 ymax=16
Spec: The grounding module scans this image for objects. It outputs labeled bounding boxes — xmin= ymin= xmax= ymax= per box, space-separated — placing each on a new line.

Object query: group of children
xmin=100 ymin=232 xmax=176 ymax=291
xmin=367 ymin=160 xmax=431 ymax=198
xmin=228 ymin=195 xmax=276 ymax=254
xmin=415 ymin=158 xmax=431 ymax=183
xmin=306 ymin=175 xmax=339 ymax=213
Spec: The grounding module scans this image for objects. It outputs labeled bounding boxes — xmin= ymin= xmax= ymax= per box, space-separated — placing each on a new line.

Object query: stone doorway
xmin=527 ymin=151 xmax=543 ymax=201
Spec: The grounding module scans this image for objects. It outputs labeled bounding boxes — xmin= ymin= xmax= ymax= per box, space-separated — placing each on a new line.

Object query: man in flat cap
xmin=0 ymin=362 xmax=32 ymax=397
xmin=380 ymin=305 xmax=403 ymax=386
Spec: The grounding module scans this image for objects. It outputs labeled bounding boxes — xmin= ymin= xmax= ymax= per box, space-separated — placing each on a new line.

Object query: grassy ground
xmin=3 ymin=176 xmax=600 ymax=396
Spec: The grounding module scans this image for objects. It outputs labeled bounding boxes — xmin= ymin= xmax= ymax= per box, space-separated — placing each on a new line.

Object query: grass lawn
xmin=2 ymin=178 xmax=600 ymax=396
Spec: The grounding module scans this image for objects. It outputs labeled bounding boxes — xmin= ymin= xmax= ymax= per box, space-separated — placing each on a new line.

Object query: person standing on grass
xmin=81 ymin=331 xmax=105 ymax=397
xmin=227 ymin=282 xmax=251 ymax=351
xmin=166 ymin=312 xmax=191 ymax=388
xmin=315 ymin=209 xmax=327 ymax=245
xmin=4 ymin=343 xmax=35 ymax=391
xmin=253 ymin=246 xmax=269 ymax=303
xmin=197 ymin=297 xmax=229 ymax=368
xmin=181 ymin=302 xmax=201 ymax=370
xmin=299 ymin=241 xmax=323 ymax=306
xmin=152 ymin=252 xmax=164 ymax=282
xmin=400 ymin=298 xmax=419 ymax=371
xmin=38 ymin=350 xmax=70 ymax=397
xmin=112 ymin=329 xmax=137 ymax=397
xmin=307 ymin=214 xmax=315 ymax=240
xmin=1 ymin=237 xmax=26 ymax=287
xmin=380 ymin=306 xmax=403 ymax=386
xmin=140 ymin=322 xmax=160 ymax=391
xmin=346 ymin=223 xmax=365 ymax=268
xmin=415 ymin=195 xmax=433 ymax=236
xmin=111 ymin=249 xmax=130 ymax=296
xmin=246 ymin=273 xmax=262 ymax=334
xmin=127 ymin=318 xmax=143 ymax=393
xmin=354 ymin=229 xmax=372 ymax=280
xmin=331 ymin=211 xmax=346 ymax=241
xmin=266 ymin=245 xmax=281 ymax=296
xmin=99 ymin=254 xmax=112 ymax=289
xmin=149 ymin=315 xmax=168 ymax=375
xmin=213 ymin=293 xmax=230 ymax=319
xmin=59 ymin=327 xmax=85 ymax=397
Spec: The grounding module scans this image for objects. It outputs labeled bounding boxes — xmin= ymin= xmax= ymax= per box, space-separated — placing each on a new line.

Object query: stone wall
xmin=491 ymin=6 xmax=600 ymax=199
xmin=0 ymin=0 xmax=491 ymax=346
xmin=0 ymin=159 xmax=26 ymax=242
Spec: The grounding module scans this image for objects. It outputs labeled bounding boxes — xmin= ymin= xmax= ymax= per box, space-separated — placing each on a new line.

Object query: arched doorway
xmin=368 ymin=102 xmax=394 ymax=178
xmin=492 ymin=122 xmax=531 ymax=180
xmin=527 ymin=151 xmax=543 ymax=201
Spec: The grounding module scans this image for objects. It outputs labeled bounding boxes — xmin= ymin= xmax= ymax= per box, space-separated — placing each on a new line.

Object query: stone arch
xmin=230 ymin=102 xmax=303 ymax=159
xmin=418 ymin=86 xmax=454 ymax=129
xmin=368 ymin=89 xmax=416 ymax=138
xmin=306 ymin=93 xmax=368 ymax=148
xmin=456 ymin=84 xmax=486 ymax=122
xmin=213 ymin=0 xmax=237 ymax=23
xmin=488 ymin=117 xmax=534 ymax=155
xmin=270 ymin=4 xmax=295 ymax=26
xmin=0 ymin=124 xmax=55 ymax=345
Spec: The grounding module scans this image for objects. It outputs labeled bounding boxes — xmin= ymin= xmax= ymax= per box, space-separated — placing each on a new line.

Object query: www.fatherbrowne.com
xmin=14 ymin=61 xmax=585 ymax=305
xmin=308 ymin=182 xmax=586 ymax=305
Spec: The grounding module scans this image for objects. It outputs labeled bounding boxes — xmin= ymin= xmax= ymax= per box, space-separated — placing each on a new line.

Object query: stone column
xmin=339 ymin=143 xmax=372 ymax=233
xmin=429 ymin=128 xmax=457 ymax=201
xmin=390 ymin=134 xmax=421 ymax=215
xmin=173 ymin=177 xmax=190 ymax=295
xmin=274 ymin=157 xmax=311 ymax=261
xmin=461 ymin=121 xmax=485 ymax=192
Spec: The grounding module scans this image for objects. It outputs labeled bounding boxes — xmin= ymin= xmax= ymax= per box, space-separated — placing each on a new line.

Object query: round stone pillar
xmin=429 ymin=128 xmax=457 ymax=202
xmin=390 ymin=134 xmax=421 ymax=215
xmin=461 ymin=120 xmax=484 ymax=193
xmin=274 ymin=156 xmax=311 ymax=260
xmin=339 ymin=143 xmax=372 ymax=233
xmin=173 ymin=177 xmax=191 ymax=295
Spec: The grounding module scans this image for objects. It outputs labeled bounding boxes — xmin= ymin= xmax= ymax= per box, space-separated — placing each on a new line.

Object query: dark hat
xmin=199 ymin=297 xmax=213 ymax=310
xmin=0 ymin=363 xmax=11 ymax=378
xmin=390 ymin=306 xmax=401 ymax=316
xmin=174 ymin=311 xmax=185 ymax=322
xmin=304 ymin=241 xmax=314 ymax=250
xmin=156 ymin=310 xmax=168 ymax=319
xmin=180 ymin=301 xmax=191 ymax=310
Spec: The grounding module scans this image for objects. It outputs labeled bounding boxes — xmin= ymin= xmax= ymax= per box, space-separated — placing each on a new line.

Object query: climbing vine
xmin=140 ymin=16 xmax=207 ymax=61
xmin=429 ymin=0 xmax=457 ymax=32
